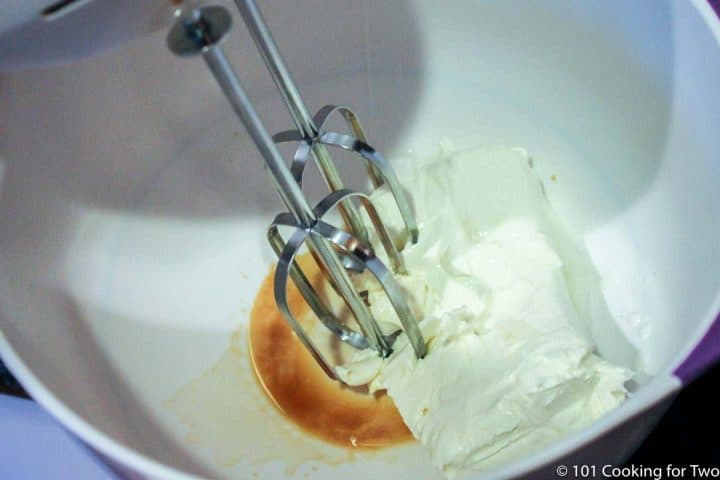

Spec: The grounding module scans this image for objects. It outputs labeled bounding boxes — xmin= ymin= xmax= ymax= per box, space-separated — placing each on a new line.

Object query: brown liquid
xmin=249 ymin=255 xmax=412 ymax=449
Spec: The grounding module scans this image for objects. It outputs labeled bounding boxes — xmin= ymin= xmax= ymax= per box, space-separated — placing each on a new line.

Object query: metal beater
xmin=167 ymin=1 xmax=427 ymax=379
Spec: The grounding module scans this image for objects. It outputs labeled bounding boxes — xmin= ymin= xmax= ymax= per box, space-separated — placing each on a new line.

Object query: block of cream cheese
xmin=336 ymin=147 xmax=632 ymax=478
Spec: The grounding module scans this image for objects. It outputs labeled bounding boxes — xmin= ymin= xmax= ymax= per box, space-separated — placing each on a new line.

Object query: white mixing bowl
xmin=1 ymin=1 xmax=719 ymax=479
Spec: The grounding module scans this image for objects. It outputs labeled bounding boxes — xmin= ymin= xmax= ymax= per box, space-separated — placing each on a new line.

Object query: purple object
xmin=710 ymin=0 xmax=720 ymax=19
xmin=0 ymin=395 xmax=118 ymax=480
xmin=675 ymin=314 xmax=720 ymax=383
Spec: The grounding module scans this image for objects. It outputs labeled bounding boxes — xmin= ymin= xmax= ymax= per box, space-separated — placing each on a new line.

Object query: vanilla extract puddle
xmin=165 ymin=253 xmax=413 ymax=476
xmin=248 ymin=254 xmax=413 ymax=449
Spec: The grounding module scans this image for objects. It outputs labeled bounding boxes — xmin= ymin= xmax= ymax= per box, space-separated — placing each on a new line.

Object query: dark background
xmin=627 ymin=362 xmax=720 ymax=466
xmin=2 ymin=357 xmax=719 ymax=472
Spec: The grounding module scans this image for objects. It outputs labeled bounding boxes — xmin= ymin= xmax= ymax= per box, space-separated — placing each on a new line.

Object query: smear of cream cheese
xmin=336 ymin=146 xmax=633 ymax=477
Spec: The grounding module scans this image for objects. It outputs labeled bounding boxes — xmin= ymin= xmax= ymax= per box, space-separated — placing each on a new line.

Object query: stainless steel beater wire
xmin=203 ymin=49 xmax=312 ymax=224
xmin=233 ymin=0 xmax=370 ymax=244
xmin=200 ymin=47 xmax=391 ymax=356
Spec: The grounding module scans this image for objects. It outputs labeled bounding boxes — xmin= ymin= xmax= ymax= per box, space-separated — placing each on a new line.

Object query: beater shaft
xmin=234 ymin=0 xmax=370 ymax=245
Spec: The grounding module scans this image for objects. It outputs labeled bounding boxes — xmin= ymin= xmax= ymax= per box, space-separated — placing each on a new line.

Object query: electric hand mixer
xmin=167 ymin=1 xmax=427 ymax=379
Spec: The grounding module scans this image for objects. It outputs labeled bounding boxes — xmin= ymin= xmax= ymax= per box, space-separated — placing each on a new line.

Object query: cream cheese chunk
xmin=336 ymin=147 xmax=632 ymax=477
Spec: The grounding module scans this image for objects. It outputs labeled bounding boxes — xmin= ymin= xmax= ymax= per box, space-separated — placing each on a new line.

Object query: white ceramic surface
xmin=0 ymin=0 xmax=179 ymax=70
xmin=0 ymin=1 xmax=719 ymax=479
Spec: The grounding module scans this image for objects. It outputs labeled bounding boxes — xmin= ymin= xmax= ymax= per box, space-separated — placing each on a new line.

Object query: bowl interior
xmin=1 ymin=1 xmax=719 ymax=479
